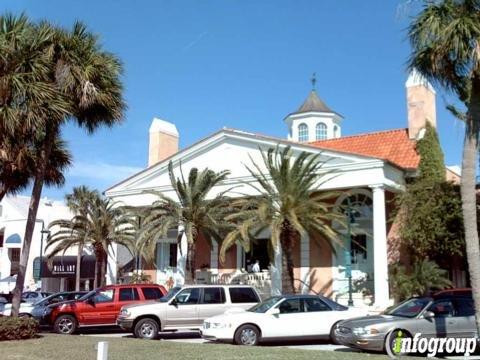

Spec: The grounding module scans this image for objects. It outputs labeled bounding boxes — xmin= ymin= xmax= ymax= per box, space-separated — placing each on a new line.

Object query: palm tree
xmin=408 ymin=0 xmax=480 ymax=332
xmin=1 ymin=15 xmax=125 ymax=316
xmin=220 ymin=146 xmax=342 ymax=294
xmin=138 ymin=162 xmax=231 ymax=283
xmin=47 ymin=192 xmax=133 ymax=288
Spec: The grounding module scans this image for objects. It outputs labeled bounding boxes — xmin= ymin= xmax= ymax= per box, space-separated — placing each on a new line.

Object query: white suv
xmin=117 ymin=285 xmax=261 ymax=339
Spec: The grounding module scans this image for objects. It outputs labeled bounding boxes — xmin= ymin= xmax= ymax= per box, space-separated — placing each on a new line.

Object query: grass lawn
xmin=1 ymin=333 xmax=392 ymax=360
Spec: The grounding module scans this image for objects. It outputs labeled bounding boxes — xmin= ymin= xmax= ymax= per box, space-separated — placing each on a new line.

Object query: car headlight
xmin=207 ymin=322 xmax=231 ymax=329
xmin=352 ymin=327 xmax=379 ymax=336
xmin=119 ymin=309 xmax=131 ymax=317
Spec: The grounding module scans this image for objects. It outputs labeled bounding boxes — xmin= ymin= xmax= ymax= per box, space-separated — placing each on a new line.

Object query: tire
xmin=330 ymin=321 xmax=342 ymax=345
xmin=134 ymin=318 xmax=160 ymax=340
xmin=384 ymin=329 xmax=411 ymax=356
xmin=234 ymin=324 xmax=260 ymax=346
xmin=54 ymin=315 xmax=77 ymax=335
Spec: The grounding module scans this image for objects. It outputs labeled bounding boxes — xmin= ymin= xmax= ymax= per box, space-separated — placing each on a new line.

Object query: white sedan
xmin=201 ymin=295 xmax=368 ymax=346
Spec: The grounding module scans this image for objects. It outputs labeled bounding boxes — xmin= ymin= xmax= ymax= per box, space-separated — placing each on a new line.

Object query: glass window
xmin=351 ymin=234 xmax=367 ymax=264
xmin=316 ymin=123 xmax=327 ymax=140
xmin=387 ymin=297 xmax=431 ymax=318
xmin=333 ymin=125 xmax=339 ymax=138
xmin=157 ymin=242 xmax=177 ymax=270
xmin=229 ymin=288 xmax=260 ymax=303
xmin=119 ymin=288 xmax=139 ymax=301
xmin=427 ymin=300 xmax=455 ymax=318
xmin=142 ymin=287 xmax=164 ymax=300
xmin=175 ymin=288 xmax=200 ymax=305
xmin=298 ymin=123 xmax=309 ymax=142
xmin=455 ymin=298 xmax=475 ymax=317
xmin=94 ymin=289 xmax=114 ymax=303
xmin=304 ymin=297 xmax=330 ymax=312
xmin=278 ymin=298 xmax=303 ymax=314
xmin=248 ymin=296 xmax=282 ymax=313
xmin=201 ymin=288 xmax=225 ymax=304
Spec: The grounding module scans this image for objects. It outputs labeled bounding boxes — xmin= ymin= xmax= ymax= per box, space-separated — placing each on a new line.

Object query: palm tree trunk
xmin=93 ymin=258 xmax=98 ymax=289
xmin=75 ymin=244 xmax=83 ymax=291
xmin=0 ymin=186 xmax=7 ymax=202
xmin=280 ymin=219 xmax=296 ymax=294
xmin=94 ymin=244 xmax=102 ymax=289
xmin=11 ymin=126 xmax=56 ymax=317
xmin=100 ymin=250 xmax=107 ymax=287
xmin=185 ymin=240 xmax=197 ymax=284
xmin=463 ymin=79 xmax=480 ymax=335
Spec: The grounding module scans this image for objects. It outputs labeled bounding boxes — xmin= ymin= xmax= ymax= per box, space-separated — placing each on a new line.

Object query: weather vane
xmin=311 ymin=72 xmax=316 ymax=90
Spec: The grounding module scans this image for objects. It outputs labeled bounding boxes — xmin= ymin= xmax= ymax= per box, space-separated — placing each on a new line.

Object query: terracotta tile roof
xmin=310 ymin=128 xmax=420 ymax=170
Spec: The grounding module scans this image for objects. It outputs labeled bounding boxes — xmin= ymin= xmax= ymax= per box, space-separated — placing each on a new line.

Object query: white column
xmin=106 ymin=243 xmax=117 ymax=285
xmin=371 ymin=185 xmax=390 ymax=308
xmin=236 ymin=241 xmax=244 ymax=271
xmin=210 ymin=240 xmax=218 ymax=273
xmin=300 ymin=234 xmax=310 ymax=294
xmin=176 ymin=225 xmax=188 ymax=286
xmin=271 ymin=246 xmax=282 ymax=296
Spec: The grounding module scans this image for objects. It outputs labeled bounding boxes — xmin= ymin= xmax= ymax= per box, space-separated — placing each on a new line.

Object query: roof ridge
xmin=310 ymin=128 xmax=409 ymax=143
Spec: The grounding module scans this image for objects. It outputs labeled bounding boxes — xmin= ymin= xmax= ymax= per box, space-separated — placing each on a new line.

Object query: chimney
xmin=406 ymin=69 xmax=437 ymax=139
xmin=148 ymin=117 xmax=179 ymax=166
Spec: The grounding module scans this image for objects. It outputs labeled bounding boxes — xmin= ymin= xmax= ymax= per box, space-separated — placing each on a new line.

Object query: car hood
xmin=121 ymin=300 xmax=163 ymax=311
xmin=340 ymin=314 xmax=408 ymax=328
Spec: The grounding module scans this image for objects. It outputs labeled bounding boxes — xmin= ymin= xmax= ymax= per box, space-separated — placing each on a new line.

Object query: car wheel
xmin=385 ymin=329 xmax=411 ymax=356
xmin=134 ymin=318 xmax=159 ymax=340
xmin=234 ymin=324 xmax=260 ymax=346
xmin=54 ymin=315 xmax=77 ymax=335
xmin=330 ymin=321 xmax=342 ymax=344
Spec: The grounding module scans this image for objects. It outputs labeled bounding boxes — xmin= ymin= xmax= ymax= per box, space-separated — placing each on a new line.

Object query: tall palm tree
xmin=47 ymin=192 xmax=133 ymax=288
xmin=220 ymin=146 xmax=342 ymax=294
xmin=408 ymin=0 xmax=480 ymax=332
xmin=1 ymin=15 xmax=125 ymax=316
xmin=139 ymin=162 xmax=231 ymax=283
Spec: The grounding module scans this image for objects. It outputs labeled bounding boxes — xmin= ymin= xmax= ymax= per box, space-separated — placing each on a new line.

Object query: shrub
xmin=0 ymin=316 xmax=39 ymax=341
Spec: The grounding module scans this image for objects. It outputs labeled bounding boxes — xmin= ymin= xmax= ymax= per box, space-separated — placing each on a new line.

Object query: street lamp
xmin=344 ymin=197 xmax=357 ymax=307
xmin=39 ymin=221 xmax=50 ymax=289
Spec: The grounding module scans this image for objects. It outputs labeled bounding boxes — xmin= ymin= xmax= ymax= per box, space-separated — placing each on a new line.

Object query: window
xmin=10 ymin=248 xmax=20 ymax=262
xmin=94 ymin=289 xmax=114 ymax=303
xmin=427 ymin=300 xmax=454 ymax=318
xmin=304 ymin=297 xmax=330 ymax=312
xmin=142 ymin=287 xmax=164 ymax=300
xmin=229 ymin=287 xmax=260 ymax=303
xmin=156 ymin=242 xmax=177 ymax=270
xmin=175 ymin=288 xmax=200 ymax=305
xmin=455 ymin=298 xmax=475 ymax=317
xmin=333 ymin=125 xmax=339 ymax=138
xmin=201 ymin=287 xmax=225 ymax=304
xmin=119 ymin=288 xmax=139 ymax=301
xmin=0 ymin=230 xmax=4 ymax=247
xmin=298 ymin=123 xmax=309 ymax=142
xmin=316 ymin=123 xmax=327 ymax=140
xmin=278 ymin=298 xmax=303 ymax=314
xmin=351 ymin=234 xmax=367 ymax=264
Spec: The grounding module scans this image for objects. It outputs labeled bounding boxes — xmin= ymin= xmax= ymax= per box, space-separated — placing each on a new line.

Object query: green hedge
xmin=0 ymin=316 xmax=39 ymax=341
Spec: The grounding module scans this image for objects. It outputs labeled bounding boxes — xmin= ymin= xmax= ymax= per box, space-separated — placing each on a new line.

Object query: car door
xmin=452 ymin=297 xmax=477 ymax=338
xmin=197 ymin=287 xmax=228 ymax=325
xmin=165 ymin=287 xmax=200 ymax=329
xmin=81 ymin=288 xmax=116 ymax=325
xmin=416 ymin=299 xmax=456 ymax=338
xmin=260 ymin=297 xmax=308 ymax=338
xmin=118 ymin=287 xmax=142 ymax=316
xmin=302 ymin=297 xmax=338 ymax=336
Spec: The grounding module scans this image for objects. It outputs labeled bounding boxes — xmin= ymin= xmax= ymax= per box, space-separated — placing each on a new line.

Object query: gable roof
xmin=310 ymin=128 xmax=420 ymax=170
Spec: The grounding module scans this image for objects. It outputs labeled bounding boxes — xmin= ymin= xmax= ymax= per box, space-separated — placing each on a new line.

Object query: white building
xmin=105 ymin=72 xmax=440 ymax=308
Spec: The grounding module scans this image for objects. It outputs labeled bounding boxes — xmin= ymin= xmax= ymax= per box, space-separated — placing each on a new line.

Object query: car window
xmin=278 ymin=298 xmax=303 ymax=314
xmin=455 ymin=298 xmax=475 ymax=317
xmin=201 ymin=288 xmax=224 ymax=304
xmin=175 ymin=288 xmax=200 ymax=305
xmin=94 ymin=289 xmax=114 ymax=303
xmin=304 ymin=297 xmax=331 ymax=312
xmin=142 ymin=287 xmax=164 ymax=300
xmin=428 ymin=300 xmax=454 ymax=318
xmin=119 ymin=288 xmax=140 ymax=302
xmin=387 ymin=298 xmax=431 ymax=318
xmin=229 ymin=288 xmax=259 ymax=303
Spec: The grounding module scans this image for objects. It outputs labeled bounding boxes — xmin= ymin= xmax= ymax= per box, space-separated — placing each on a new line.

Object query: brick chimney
xmin=406 ymin=69 xmax=437 ymax=139
xmin=148 ymin=117 xmax=179 ymax=166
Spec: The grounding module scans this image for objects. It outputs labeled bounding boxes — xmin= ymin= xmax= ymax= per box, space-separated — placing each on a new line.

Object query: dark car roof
xmin=433 ymin=288 xmax=472 ymax=299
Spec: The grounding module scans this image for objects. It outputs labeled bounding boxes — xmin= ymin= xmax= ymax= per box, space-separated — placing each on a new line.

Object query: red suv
xmin=49 ymin=284 xmax=167 ymax=334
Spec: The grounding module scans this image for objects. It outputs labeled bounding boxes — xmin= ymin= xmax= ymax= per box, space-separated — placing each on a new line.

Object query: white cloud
xmin=67 ymin=161 xmax=143 ymax=183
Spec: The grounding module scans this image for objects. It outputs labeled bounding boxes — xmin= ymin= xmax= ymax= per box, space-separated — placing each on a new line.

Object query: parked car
xmin=117 ymin=285 xmax=261 ymax=339
xmin=0 ymin=291 xmax=87 ymax=319
xmin=201 ymin=294 xmax=367 ymax=345
xmin=333 ymin=289 xmax=475 ymax=354
xmin=22 ymin=291 xmax=51 ymax=303
xmin=48 ymin=284 xmax=167 ymax=335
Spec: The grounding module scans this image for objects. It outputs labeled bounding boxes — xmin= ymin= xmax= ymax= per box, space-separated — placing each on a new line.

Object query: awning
xmin=33 ymin=255 xmax=96 ymax=279
xmin=5 ymin=233 xmax=21 ymax=248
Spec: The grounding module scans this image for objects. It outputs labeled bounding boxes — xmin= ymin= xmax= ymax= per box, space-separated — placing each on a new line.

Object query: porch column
xmin=236 ymin=242 xmax=243 ymax=271
xmin=371 ymin=185 xmax=390 ymax=308
xmin=210 ymin=240 xmax=218 ymax=273
xmin=271 ymin=246 xmax=282 ymax=296
xmin=300 ymin=234 xmax=310 ymax=294
xmin=176 ymin=225 xmax=188 ymax=285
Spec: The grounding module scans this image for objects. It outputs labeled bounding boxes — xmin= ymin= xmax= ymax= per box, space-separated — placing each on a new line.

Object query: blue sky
xmin=1 ymin=0 xmax=466 ymax=200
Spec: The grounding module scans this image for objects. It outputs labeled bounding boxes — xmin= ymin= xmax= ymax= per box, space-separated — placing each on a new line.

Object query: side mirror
xmin=270 ymin=308 xmax=280 ymax=315
xmin=86 ymin=297 xmax=96 ymax=306
xmin=170 ymin=298 xmax=178 ymax=306
xmin=423 ymin=311 xmax=435 ymax=318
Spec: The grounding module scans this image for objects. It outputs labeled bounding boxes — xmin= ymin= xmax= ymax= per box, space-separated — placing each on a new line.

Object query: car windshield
xmin=78 ymin=290 xmax=97 ymax=301
xmin=33 ymin=293 xmax=64 ymax=306
xmin=386 ymin=297 xmax=432 ymax=318
xmin=248 ymin=296 xmax=282 ymax=313
xmin=158 ymin=287 xmax=182 ymax=302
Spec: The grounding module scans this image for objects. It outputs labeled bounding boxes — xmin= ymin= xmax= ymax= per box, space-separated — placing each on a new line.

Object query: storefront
xmin=33 ymin=255 xmax=96 ymax=292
